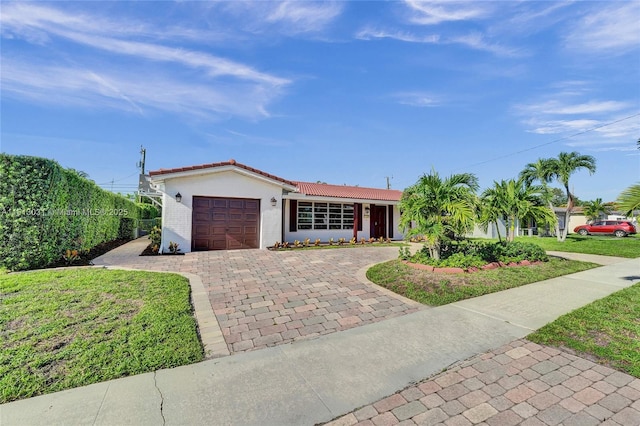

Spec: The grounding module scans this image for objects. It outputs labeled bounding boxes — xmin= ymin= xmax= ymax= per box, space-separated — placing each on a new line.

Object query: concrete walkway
xmin=1 ymin=247 xmax=639 ymax=425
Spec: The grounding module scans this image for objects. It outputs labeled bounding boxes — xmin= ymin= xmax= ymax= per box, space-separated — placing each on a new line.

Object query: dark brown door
xmin=371 ymin=205 xmax=387 ymax=238
xmin=192 ymin=196 xmax=260 ymax=251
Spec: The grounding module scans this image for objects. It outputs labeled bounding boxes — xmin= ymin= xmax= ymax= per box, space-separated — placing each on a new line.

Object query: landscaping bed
xmin=367 ymin=257 xmax=599 ymax=306
xmin=0 ymin=268 xmax=204 ymax=403
xmin=48 ymin=238 xmax=132 ymax=267
xmin=515 ymin=234 xmax=640 ymax=258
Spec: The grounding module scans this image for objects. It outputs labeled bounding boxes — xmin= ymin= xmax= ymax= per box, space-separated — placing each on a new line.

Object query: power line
xmin=454 ymin=112 xmax=640 ymax=171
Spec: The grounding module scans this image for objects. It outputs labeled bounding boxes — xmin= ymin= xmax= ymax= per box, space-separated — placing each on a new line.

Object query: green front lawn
xmin=367 ymin=258 xmax=598 ymax=306
xmin=0 ymin=268 xmax=204 ymax=403
xmin=528 ymin=283 xmax=640 ymax=378
xmin=516 ymin=234 xmax=640 ymax=258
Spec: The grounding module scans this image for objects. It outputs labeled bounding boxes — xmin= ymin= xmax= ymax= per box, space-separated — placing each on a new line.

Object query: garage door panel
xmin=192 ymin=196 xmax=260 ymax=251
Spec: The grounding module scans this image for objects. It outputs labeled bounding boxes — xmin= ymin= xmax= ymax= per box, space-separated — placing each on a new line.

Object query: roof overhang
xmin=284 ymin=192 xmax=399 ymax=205
xmin=149 ymin=165 xmax=298 ymax=192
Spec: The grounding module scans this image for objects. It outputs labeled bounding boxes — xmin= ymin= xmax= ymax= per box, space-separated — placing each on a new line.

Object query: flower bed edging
xmin=402 ymin=260 xmax=542 ymax=274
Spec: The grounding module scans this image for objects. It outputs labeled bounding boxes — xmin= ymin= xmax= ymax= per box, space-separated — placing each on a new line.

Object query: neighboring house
xmin=148 ymin=159 xmax=403 ymax=253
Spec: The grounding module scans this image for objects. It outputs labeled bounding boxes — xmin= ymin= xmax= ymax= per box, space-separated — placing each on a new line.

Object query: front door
xmin=371 ymin=205 xmax=387 ymax=238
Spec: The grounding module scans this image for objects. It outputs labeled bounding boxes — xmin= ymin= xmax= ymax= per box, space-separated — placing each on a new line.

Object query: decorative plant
xmin=329 ymin=238 xmax=334 ymax=246
xmin=398 ymin=247 xmax=411 ymax=260
xmin=282 ymin=241 xmax=290 ymax=248
xmin=149 ymin=226 xmax=162 ymax=247
xmin=360 ymin=238 xmax=366 ymax=245
xmin=168 ymin=241 xmax=181 ymax=254
xmin=350 ymin=237 xmax=356 ymax=245
xmin=151 ymin=244 xmax=160 ymax=254
xmin=294 ymin=240 xmax=302 ymax=248
xmin=368 ymin=237 xmax=374 ymax=244
xmin=378 ymin=237 xmax=384 ymax=243
xmin=338 ymin=237 xmax=345 ymax=245
xmin=304 ymin=238 xmax=311 ymax=247
xmin=63 ymin=249 xmax=81 ymax=265
xmin=273 ymin=241 xmax=281 ymax=249
xmin=314 ymin=239 xmax=321 ymax=246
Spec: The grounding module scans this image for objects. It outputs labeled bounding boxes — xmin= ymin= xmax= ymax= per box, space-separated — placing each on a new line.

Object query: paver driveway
xmin=96 ymin=243 xmax=421 ymax=354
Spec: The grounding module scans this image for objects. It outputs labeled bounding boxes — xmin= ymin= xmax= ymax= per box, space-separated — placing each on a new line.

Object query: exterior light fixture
xmin=175 ymin=192 xmax=182 ymax=203
xmin=270 ymin=197 xmax=277 ymax=207
xmin=364 ymin=206 xmax=371 ymax=216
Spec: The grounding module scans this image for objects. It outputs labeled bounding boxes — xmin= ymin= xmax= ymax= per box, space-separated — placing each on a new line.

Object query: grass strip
xmin=528 ymin=283 xmax=640 ymax=378
xmin=515 ymin=235 xmax=640 ymax=258
xmin=367 ymin=258 xmax=598 ymax=306
xmin=0 ymin=268 xmax=204 ymax=403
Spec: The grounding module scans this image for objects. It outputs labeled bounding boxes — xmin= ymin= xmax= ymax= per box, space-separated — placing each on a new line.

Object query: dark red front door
xmin=371 ymin=205 xmax=387 ymax=238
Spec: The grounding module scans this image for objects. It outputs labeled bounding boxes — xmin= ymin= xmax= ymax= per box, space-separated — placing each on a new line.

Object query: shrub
xmin=0 ymin=154 xmax=140 ymax=271
xmin=406 ymin=240 xmax=547 ymax=268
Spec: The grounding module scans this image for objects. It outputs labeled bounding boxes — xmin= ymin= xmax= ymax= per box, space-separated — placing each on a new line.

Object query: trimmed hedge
xmin=0 ymin=154 xmax=140 ymax=271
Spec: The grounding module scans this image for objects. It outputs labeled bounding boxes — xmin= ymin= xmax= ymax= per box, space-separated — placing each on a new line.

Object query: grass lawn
xmin=515 ymin=234 xmax=640 ymax=258
xmin=528 ymin=283 xmax=640 ymax=378
xmin=0 ymin=268 xmax=204 ymax=404
xmin=367 ymin=258 xmax=598 ymax=306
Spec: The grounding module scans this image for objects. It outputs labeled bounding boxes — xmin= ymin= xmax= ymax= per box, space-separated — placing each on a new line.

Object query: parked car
xmin=573 ymin=221 xmax=637 ymax=237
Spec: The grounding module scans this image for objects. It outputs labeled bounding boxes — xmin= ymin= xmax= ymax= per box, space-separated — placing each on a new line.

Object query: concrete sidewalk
xmin=2 ymin=256 xmax=639 ymax=425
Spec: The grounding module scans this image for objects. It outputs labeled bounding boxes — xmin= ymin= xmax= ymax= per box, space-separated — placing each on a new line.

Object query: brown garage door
xmin=192 ymin=196 xmax=260 ymax=251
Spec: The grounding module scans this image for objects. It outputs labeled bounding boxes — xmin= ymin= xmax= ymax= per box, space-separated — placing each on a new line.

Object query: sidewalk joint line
xmin=91 ymin=383 xmax=110 ymax=426
xmin=449 ymin=304 xmax=535 ymax=331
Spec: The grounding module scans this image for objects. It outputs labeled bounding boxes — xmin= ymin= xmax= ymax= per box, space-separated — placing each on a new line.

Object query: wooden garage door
xmin=192 ymin=196 xmax=260 ymax=251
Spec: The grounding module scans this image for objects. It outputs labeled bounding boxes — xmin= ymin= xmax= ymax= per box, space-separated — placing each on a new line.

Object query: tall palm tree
xmin=481 ymin=178 xmax=556 ymax=242
xmin=399 ymin=170 xmax=478 ymax=260
xmin=617 ymin=183 xmax=640 ymax=217
xmin=519 ymin=158 xmax=558 ymax=237
xmin=582 ymin=198 xmax=614 ymax=223
xmin=546 ymin=152 xmax=596 ymax=241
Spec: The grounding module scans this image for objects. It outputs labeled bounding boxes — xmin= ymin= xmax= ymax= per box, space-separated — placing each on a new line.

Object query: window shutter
xmin=388 ymin=205 xmax=394 ymax=238
xmin=289 ymin=200 xmax=297 ymax=232
xmin=356 ymin=203 xmax=362 ymax=231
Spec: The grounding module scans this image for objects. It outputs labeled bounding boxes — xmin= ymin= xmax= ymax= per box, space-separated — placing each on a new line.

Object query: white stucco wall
xmin=156 ymin=170 xmax=286 ymax=252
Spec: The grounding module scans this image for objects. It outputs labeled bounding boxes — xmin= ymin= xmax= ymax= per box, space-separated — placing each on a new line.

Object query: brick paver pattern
xmin=102 ymin=245 xmax=420 ymax=354
xmin=325 ymin=339 xmax=640 ymax=426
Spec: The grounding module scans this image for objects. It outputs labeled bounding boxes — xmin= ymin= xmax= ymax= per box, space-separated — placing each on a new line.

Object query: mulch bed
xmin=49 ymin=239 xmax=132 ymax=267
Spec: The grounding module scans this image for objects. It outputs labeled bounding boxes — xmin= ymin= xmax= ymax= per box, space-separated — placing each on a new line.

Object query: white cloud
xmin=0 ymin=3 xmax=289 ymax=120
xmin=355 ymin=27 xmax=520 ymax=57
xmin=564 ymin=2 xmax=640 ymax=54
xmin=403 ymin=0 xmax=491 ymax=25
xmin=355 ymin=28 xmax=439 ymax=44
xmin=518 ymin=100 xmax=631 ymax=116
xmin=219 ymin=1 xmax=343 ymax=35
xmin=392 ymin=92 xmax=441 ymax=108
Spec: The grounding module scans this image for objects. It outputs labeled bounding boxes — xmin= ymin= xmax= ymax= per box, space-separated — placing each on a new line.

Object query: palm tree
xmin=617 ymin=183 xmax=640 ymax=217
xmin=546 ymin=152 xmax=596 ymax=241
xmin=399 ymin=170 xmax=478 ymax=260
xmin=582 ymin=198 xmax=614 ymax=223
xmin=481 ymin=178 xmax=556 ymax=242
xmin=477 ymin=188 xmax=504 ymax=242
xmin=519 ymin=158 xmax=558 ymax=237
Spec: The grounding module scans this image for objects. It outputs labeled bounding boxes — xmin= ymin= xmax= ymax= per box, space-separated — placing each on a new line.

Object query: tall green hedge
xmin=0 ymin=154 xmax=140 ymax=271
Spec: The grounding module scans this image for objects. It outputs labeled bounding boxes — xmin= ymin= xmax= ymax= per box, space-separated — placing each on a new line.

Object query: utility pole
xmin=385 ymin=176 xmax=393 ymax=189
xmin=138 ymin=145 xmax=146 ymax=174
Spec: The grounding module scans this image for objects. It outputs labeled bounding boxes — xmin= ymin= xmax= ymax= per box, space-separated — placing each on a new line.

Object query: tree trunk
xmin=430 ymin=240 xmax=441 ymax=260
xmin=493 ymin=220 xmax=502 ymax=242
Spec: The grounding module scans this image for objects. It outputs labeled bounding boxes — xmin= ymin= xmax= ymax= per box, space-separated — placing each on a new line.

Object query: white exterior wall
xmin=158 ymin=171 xmax=285 ymax=252
xmin=283 ymin=200 xmax=404 ymax=243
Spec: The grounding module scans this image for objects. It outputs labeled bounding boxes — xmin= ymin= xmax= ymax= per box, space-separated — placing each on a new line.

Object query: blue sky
xmin=1 ymin=1 xmax=639 ymax=201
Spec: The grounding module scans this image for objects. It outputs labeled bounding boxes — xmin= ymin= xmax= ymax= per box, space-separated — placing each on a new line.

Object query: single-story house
xmin=148 ymin=159 xmax=404 ymax=253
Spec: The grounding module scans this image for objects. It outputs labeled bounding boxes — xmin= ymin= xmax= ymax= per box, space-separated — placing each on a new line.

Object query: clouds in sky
xmin=0 ymin=2 xmax=293 ymax=120
xmin=1 ymin=0 xmax=638 ymax=153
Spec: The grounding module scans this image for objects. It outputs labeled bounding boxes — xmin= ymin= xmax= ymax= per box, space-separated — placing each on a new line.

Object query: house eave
xmin=149 ymin=166 xmax=298 ymax=191
xmin=283 ymin=193 xmax=399 ymax=205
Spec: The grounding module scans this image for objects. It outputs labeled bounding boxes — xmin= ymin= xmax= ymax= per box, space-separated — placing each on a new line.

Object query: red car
xmin=574 ymin=220 xmax=637 ymax=237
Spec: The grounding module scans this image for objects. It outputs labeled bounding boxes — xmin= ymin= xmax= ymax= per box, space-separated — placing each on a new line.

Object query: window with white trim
xmin=298 ymin=202 xmax=354 ymax=230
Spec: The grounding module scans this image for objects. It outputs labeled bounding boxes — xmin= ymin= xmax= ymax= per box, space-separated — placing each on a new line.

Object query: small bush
xmin=406 ymin=240 xmax=548 ymax=268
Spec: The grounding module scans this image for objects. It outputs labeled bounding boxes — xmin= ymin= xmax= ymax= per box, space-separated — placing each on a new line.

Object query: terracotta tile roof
xmin=148 ymin=159 xmax=297 ymax=186
xmin=295 ymin=181 xmax=402 ymax=201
